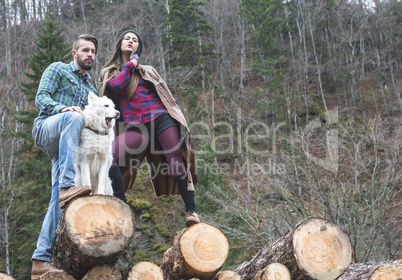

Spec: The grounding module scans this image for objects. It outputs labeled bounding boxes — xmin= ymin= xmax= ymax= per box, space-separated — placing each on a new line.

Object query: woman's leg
xmin=157 ymin=126 xmax=196 ymax=213
xmin=109 ymin=131 xmax=149 ymax=202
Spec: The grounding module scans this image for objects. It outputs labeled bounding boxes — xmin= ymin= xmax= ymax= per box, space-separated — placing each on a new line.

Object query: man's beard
xmin=77 ymin=54 xmax=93 ymax=71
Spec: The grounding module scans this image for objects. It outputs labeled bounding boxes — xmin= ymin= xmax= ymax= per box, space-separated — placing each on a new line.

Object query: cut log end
xmin=81 ymin=264 xmax=122 ymax=280
xmin=127 ymin=262 xmax=164 ymax=280
xmin=161 ymin=223 xmax=229 ymax=280
xmin=292 ymin=217 xmax=352 ymax=279
xmin=53 ymin=195 xmax=135 ymax=279
xmin=254 ymin=263 xmax=291 ymax=280
xmin=180 ymin=223 xmax=229 ymax=277
xmin=370 ymin=263 xmax=402 ymax=280
xmin=0 ymin=273 xmax=16 ymax=280
xmin=64 ymin=195 xmax=135 ymax=257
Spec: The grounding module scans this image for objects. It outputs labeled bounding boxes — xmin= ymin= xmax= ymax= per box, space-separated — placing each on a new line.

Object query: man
xmin=31 ymin=34 xmax=98 ymax=279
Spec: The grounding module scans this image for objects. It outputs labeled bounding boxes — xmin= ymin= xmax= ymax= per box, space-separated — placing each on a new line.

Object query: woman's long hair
xmin=102 ymin=36 xmax=140 ymax=100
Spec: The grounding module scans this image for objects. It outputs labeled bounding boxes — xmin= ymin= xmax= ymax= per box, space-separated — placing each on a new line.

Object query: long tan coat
xmin=98 ymin=65 xmax=197 ymax=196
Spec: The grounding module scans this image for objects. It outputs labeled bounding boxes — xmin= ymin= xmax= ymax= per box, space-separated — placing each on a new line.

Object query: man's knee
xmin=65 ymin=111 xmax=85 ymax=127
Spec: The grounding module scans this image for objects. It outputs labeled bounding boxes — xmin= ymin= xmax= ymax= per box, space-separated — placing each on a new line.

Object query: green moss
xmin=152 ymin=241 xmax=171 ymax=256
xmin=140 ymin=213 xmax=151 ymax=219
xmin=131 ymin=199 xmax=152 ymax=211
xmin=134 ymin=249 xmax=151 ymax=262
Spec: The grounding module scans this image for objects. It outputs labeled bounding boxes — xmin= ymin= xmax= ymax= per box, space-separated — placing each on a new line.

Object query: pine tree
xmin=11 ymin=12 xmax=70 ymax=279
xmin=240 ymin=0 xmax=290 ymax=121
xmin=165 ymin=0 xmax=215 ymax=68
xmin=17 ymin=10 xmax=70 ymax=156
xmin=21 ymin=11 xmax=70 ymax=102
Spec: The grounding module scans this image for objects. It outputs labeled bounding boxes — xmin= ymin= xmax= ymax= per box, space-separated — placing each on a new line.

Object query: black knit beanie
xmin=118 ymin=30 xmax=143 ymax=56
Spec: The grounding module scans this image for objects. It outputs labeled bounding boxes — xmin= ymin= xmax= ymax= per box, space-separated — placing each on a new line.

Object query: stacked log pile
xmin=9 ymin=197 xmax=396 ymax=280
xmin=234 ymin=217 xmax=353 ymax=280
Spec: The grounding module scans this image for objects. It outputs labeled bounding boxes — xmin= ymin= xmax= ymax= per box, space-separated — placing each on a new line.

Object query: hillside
xmin=0 ymin=0 xmax=401 ymax=278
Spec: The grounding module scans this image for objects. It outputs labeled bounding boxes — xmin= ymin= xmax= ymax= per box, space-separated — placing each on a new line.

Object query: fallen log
xmin=160 ymin=223 xmax=229 ymax=280
xmin=52 ymin=195 xmax=135 ymax=279
xmin=235 ymin=217 xmax=352 ymax=280
xmin=81 ymin=264 xmax=122 ymax=279
xmin=337 ymin=260 xmax=401 ymax=280
xmin=253 ymin=263 xmax=291 ymax=280
xmin=0 ymin=273 xmax=15 ymax=280
xmin=126 ymin=262 xmax=163 ymax=280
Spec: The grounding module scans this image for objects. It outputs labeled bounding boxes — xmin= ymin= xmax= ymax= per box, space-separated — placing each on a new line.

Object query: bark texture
xmin=52 ymin=195 xmax=135 ymax=279
xmin=234 ymin=217 xmax=352 ymax=280
xmin=337 ymin=260 xmax=401 ymax=280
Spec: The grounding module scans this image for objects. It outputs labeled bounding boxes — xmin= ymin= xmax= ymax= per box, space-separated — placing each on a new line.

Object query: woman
xmin=98 ymin=30 xmax=200 ymax=227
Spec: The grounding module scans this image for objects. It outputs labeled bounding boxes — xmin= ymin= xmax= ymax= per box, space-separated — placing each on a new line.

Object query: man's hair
xmin=73 ymin=34 xmax=98 ymax=54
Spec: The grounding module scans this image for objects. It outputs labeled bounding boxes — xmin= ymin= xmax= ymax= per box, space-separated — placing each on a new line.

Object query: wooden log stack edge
xmin=235 ymin=217 xmax=352 ymax=280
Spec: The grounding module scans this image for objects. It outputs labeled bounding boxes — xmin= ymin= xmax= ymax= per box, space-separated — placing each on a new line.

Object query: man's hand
xmin=60 ymin=106 xmax=83 ymax=114
xmin=130 ymin=51 xmax=140 ymax=66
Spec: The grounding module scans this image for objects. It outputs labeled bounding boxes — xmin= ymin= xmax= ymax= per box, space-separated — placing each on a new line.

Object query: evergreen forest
xmin=0 ymin=0 xmax=401 ymax=278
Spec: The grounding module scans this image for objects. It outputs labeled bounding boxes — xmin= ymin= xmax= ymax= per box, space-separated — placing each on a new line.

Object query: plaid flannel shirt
xmin=107 ymin=61 xmax=165 ymax=124
xmin=34 ymin=61 xmax=97 ymax=121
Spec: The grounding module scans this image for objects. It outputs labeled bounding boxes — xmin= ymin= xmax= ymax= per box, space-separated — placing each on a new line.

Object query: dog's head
xmin=83 ymin=92 xmax=120 ymax=134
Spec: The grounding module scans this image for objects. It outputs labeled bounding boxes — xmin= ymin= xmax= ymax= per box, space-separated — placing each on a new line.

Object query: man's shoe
xmin=185 ymin=211 xmax=200 ymax=227
xmin=59 ymin=185 xmax=92 ymax=209
xmin=31 ymin=260 xmax=67 ymax=280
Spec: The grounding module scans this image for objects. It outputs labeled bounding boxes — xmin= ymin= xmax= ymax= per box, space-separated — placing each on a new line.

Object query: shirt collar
xmin=69 ymin=61 xmax=93 ymax=83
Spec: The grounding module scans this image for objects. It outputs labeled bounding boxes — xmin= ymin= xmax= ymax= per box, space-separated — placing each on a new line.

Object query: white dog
xmin=75 ymin=92 xmax=120 ymax=195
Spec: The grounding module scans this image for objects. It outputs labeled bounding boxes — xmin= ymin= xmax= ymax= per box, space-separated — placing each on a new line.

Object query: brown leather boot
xmin=31 ymin=260 xmax=67 ymax=279
xmin=59 ymin=185 xmax=92 ymax=209
xmin=185 ymin=211 xmax=200 ymax=227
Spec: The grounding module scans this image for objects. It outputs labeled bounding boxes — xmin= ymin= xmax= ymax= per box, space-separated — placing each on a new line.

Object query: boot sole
xmin=186 ymin=218 xmax=200 ymax=227
xmin=59 ymin=187 xmax=92 ymax=209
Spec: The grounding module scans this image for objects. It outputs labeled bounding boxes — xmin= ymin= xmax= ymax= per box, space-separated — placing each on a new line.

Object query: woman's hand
xmin=130 ymin=51 xmax=140 ymax=67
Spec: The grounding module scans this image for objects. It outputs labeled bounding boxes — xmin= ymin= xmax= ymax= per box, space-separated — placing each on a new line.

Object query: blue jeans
xmin=31 ymin=112 xmax=84 ymax=262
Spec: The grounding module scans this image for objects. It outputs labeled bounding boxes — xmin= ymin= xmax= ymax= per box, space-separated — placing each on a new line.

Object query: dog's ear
xmin=88 ymin=91 xmax=98 ymax=103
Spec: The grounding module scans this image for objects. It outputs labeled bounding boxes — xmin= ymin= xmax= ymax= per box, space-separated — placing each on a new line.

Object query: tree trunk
xmin=160 ymin=223 xmax=229 ymax=280
xmin=126 ymin=262 xmax=163 ymax=280
xmin=235 ymin=217 xmax=352 ymax=280
xmin=253 ymin=263 xmax=291 ymax=280
xmin=52 ymin=195 xmax=135 ymax=279
xmin=81 ymin=265 xmax=122 ymax=280
xmin=337 ymin=260 xmax=401 ymax=280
